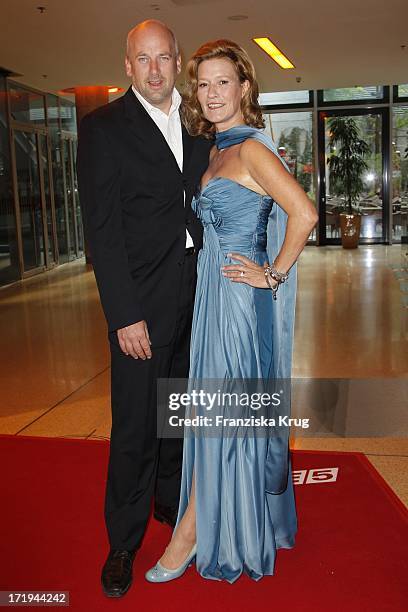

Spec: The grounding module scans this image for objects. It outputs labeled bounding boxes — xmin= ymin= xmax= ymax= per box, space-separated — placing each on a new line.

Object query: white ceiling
xmin=1 ymin=0 xmax=407 ymax=97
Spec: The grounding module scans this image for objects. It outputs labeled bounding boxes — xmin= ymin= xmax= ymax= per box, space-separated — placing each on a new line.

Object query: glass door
xmin=318 ymin=108 xmax=389 ymax=244
xmin=71 ymin=140 xmax=84 ymax=256
xmin=38 ymin=133 xmax=57 ymax=265
xmin=61 ymin=136 xmax=82 ymax=259
xmin=12 ymin=129 xmax=45 ymax=273
xmin=392 ymin=105 xmax=408 ymax=243
xmin=12 ymin=127 xmax=58 ymax=274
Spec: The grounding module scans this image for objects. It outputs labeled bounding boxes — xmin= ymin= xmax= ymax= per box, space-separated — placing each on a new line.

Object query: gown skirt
xmin=174 ymin=127 xmax=298 ymax=583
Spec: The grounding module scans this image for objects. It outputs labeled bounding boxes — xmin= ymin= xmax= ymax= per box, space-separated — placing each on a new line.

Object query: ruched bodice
xmin=175 ymin=126 xmax=297 ymax=583
xmin=193 ymin=177 xmax=273 ymax=257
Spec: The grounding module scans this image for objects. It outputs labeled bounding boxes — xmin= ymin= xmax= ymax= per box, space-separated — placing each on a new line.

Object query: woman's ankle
xmin=174 ymin=524 xmax=196 ymax=546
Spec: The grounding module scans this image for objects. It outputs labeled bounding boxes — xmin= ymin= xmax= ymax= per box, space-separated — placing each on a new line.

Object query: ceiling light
xmin=253 ymin=37 xmax=295 ymax=69
xmin=60 ymin=86 xmax=123 ymax=94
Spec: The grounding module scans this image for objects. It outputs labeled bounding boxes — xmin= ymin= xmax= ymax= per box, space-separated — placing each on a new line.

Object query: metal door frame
xmin=10 ymin=123 xmax=56 ymax=277
xmin=317 ymin=106 xmax=390 ymax=245
xmin=60 ymin=132 xmax=80 ymax=259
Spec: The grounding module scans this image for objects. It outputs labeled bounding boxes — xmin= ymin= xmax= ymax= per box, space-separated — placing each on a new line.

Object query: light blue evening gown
xmin=175 ymin=125 xmax=297 ymax=583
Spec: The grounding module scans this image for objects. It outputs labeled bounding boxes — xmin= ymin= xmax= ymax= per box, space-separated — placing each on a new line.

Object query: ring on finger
xmin=240 ymin=271 xmax=245 ymax=277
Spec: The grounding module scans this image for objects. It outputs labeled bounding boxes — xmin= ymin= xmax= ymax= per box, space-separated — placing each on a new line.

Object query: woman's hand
xmin=221 ymin=253 xmax=277 ymax=289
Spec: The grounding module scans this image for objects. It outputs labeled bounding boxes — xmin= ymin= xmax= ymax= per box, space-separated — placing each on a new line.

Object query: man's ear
xmin=125 ymin=56 xmax=132 ymax=77
xmin=176 ymin=54 xmax=182 ymax=75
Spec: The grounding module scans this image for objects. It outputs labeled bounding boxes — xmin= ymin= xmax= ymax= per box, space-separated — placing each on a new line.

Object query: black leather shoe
xmin=153 ymin=503 xmax=178 ymax=528
xmin=101 ymin=549 xmax=136 ymax=598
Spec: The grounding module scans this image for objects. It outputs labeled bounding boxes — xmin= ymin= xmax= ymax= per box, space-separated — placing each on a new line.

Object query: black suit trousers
xmin=104 ymin=252 xmax=197 ymax=551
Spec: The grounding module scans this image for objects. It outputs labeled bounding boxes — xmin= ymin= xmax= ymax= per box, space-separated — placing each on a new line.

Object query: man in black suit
xmin=77 ymin=20 xmax=210 ymax=597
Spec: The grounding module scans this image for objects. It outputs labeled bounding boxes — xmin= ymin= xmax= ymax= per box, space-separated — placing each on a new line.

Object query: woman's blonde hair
xmin=181 ymin=39 xmax=264 ymax=138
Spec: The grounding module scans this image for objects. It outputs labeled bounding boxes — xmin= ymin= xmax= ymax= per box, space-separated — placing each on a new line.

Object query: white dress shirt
xmin=132 ymin=86 xmax=193 ymax=248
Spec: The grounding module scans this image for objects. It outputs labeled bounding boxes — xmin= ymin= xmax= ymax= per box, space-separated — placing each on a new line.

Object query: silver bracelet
xmin=264 ymin=267 xmax=279 ymax=300
xmin=266 ymin=262 xmax=289 ymax=284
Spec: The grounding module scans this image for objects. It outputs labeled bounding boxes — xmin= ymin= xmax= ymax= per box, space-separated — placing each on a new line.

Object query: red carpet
xmin=0 ymin=435 xmax=407 ymax=611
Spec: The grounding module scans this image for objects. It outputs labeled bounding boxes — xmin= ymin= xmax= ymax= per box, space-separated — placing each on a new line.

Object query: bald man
xmin=77 ymin=20 xmax=210 ymax=597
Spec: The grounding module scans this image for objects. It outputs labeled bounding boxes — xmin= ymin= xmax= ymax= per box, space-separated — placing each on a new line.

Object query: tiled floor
xmin=0 ymin=245 xmax=407 ymax=504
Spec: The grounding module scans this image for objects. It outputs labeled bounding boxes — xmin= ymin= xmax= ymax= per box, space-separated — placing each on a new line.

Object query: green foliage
xmin=278 ymin=132 xmax=289 ymax=150
xmin=277 ymin=126 xmax=313 ymax=194
xmin=327 ymin=116 xmax=370 ymax=214
xmin=298 ymin=131 xmax=313 ymax=192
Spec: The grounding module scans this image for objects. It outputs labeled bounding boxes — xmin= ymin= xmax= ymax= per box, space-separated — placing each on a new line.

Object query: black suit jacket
xmin=77 ymin=87 xmax=211 ymax=346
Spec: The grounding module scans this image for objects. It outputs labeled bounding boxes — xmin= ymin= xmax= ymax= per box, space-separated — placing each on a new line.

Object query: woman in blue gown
xmin=146 ymin=39 xmax=318 ymax=583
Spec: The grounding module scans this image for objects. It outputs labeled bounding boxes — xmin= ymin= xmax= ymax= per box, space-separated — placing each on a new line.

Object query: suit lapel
xmin=123 ymin=86 xmax=158 ymax=139
xmin=123 ymin=87 xmax=188 ymax=176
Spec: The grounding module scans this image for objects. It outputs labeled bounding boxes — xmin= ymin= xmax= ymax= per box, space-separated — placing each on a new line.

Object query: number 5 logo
xmin=292 ymin=467 xmax=339 ymax=485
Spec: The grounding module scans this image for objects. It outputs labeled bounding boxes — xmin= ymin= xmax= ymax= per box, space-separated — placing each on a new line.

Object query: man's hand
xmin=117 ymin=320 xmax=152 ymax=360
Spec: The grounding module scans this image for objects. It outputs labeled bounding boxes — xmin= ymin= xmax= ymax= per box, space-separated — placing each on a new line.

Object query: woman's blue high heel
xmin=145 ymin=544 xmax=197 ymax=583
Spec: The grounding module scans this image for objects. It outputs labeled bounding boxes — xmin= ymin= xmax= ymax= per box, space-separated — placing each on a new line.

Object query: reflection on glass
xmin=323 ymin=86 xmax=384 ymax=102
xmin=324 ymin=113 xmax=383 ymax=241
xmin=62 ymin=139 xmax=77 ymax=258
xmin=259 ymin=90 xmax=310 ymax=106
xmin=397 ymin=84 xmax=408 ymax=98
xmin=9 ymin=85 xmax=46 ymax=125
xmin=47 ymin=94 xmax=70 ymax=263
xmin=71 ymin=143 xmax=84 ymax=255
xmin=39 ymin=135 xmax=55 ymax=263
xmin=392 ymin=106 xmax=408 ymax=243
xmin=263 ymin=111 xmax=316 ymax=240
xmin=14 ymin=131 xmax=45 ymax=271
xmin=59 ymin=97 xmax=77 ymax=133
xmin=0 ymin=76 xmax=19 ymax=286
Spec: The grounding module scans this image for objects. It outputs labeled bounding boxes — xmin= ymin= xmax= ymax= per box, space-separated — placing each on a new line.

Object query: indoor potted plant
xmin=327 ymin=116 xmax=370 ymax=248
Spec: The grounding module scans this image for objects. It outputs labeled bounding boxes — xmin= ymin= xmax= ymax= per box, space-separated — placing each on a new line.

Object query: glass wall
xmin=47 ymin=93 xmax=69 ymax=263
xmin=8 ymin=85 xmax=46 ymax=125
xmin=59 ymin=97 xmax=77 ymax=133
xmin=39 ymin=133 xmax=56 ymax=265
xmin=13 ymin=129 xmax=45 ymax=271
xmin=261 ymin=84 xmax=405 ymax=246
xmin=322 ymin=86 xmax=384 ymax=103
xmin=263 ymin=111 xmax=316 ymax=241
xmin=60 ymin=96 xmax=82 ymax=261
xmin=392 ymin=106 xmax=408 ymax=242
xmin=260 ymin=90 xmax=311 ymax=106
xmin=0 ymin=78 xmax=83 ymax=288
xmin=0 ymin=75 xmax=19 ymax=285
xmin=397 ymin=84 xmax=408 ymax=98
xmin=322 ymin=110 xmax=385 ymax=243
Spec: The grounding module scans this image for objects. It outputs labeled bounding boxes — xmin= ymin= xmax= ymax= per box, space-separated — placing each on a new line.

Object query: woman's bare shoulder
xmin=239 ymin=138 xmax=286 ymax=171
xmin=240 ymin=137 xmax=271 ymax=156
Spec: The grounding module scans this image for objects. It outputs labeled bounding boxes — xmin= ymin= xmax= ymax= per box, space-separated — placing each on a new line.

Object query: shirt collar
xmin=132 ymin=85 xmax=181 ymax=117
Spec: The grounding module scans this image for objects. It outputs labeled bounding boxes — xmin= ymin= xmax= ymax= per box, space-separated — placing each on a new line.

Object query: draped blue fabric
xmin=175 ymin=125 xmax=297 ymax=582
